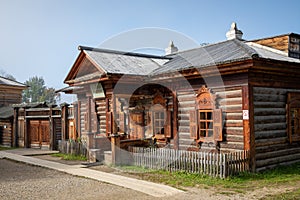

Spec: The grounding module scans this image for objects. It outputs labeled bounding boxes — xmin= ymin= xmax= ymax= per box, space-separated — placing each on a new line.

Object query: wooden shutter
xmin=164 ymin=111 xmax=172 ymax=138
xmin=213 ymin=109 xmax=223 ymax=141
xmin=189 ymin=110 xmax=198 ymax=139
xmin=91 ymin=100 xmax=98 ymax=133
xmin=119 ymin=112 xmax=125 ymax=133
xmin=106 ymin=112 xmax=112 ymax=136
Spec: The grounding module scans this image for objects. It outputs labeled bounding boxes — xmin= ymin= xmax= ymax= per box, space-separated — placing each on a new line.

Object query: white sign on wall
xmin=243 ymin=110 xmax=249 ymax=120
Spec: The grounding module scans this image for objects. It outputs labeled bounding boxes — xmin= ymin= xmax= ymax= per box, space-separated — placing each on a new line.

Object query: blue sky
xmin=1 ymin=0 xmax=300 ymax=91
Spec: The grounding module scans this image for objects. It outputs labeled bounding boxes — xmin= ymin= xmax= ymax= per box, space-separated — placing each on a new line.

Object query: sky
xmin=1 ymin=0 xmax=300 ymax=94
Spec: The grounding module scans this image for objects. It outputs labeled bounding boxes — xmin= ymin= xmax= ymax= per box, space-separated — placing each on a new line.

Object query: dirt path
xmin=1 ymin=155 xmax=297 ymax=200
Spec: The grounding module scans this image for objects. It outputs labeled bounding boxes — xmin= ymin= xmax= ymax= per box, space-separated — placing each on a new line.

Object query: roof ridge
xmin=231 ymin=39 xmax=259 ymax=57
xmin=78 ymin=45 xmax=170 ymax=60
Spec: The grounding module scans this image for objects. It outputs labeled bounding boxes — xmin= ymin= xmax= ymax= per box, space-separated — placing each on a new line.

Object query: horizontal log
xmin=255 ymin=137 xmax=287 ymax=147
xmin=253 ymin=101 xmax=286 ymax=108
xmin=218 ymin=97 xmax=242 ymax=106
xmin=254 ymin=122 xmax=286 ymax=132
xmin=254 ymin=108 xmax=286 ymax=116
xmin=224 ymin=127 xmax=243 ymax=135
xmin=254 ymin=115 xmax=286 ymax=124
xmin=226 ymin=135 xmax=244 ymax=142
xmin=255 ymin=130 xmax=287 ymax=139
xmin=256 ymin=147 xmax=300 ymax=160
xmin=215 ymin=89 xmax=242 ymax=98
xmin=225 ymin=113 xmax=243 ymax=120
xmin=256 ymin=152 xmax=300 ymax=169
xmin=253 ymin=87 xmax=287 ymax=95
xmin=253 ymin=94 xmax=286 ymax=102
xmin=219 ymin=142 xmax=244 ymax=151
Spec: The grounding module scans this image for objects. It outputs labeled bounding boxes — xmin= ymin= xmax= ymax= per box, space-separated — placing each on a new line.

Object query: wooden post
xmin=242 ymin=86 xmax=250 ymax=151
xmin=172 ymin=91 xmax=179 ymax=149
xmin=12 ymin=107 xmax=19 ymax=147
xmin=111 ymin=133 xmax=121 ymax=165
xmin=49 ymin=106 xmax=54 ymax=150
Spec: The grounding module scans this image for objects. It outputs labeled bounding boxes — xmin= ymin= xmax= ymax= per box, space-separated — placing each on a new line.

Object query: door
xmin=28 ymin=120 xmax=50 ymax=148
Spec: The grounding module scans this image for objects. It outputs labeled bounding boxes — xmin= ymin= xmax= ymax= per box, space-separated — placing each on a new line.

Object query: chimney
xmin=226 ymin=22 xmax=243 ymax=40
xmin=165 ymin=40 xmax=178 ymax=55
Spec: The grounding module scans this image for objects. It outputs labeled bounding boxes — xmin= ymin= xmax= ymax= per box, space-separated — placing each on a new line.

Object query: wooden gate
xmin=28 ymin=120 xmax=50 ymax=148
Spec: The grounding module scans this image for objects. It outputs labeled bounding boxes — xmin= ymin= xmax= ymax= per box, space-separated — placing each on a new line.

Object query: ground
xmin=0 ymin=154 xmax=299 ymax=200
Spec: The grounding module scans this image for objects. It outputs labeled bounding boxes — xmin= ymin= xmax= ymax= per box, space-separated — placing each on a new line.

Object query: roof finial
xmin=165 ymin=40 xmax=178 ymax=55
xmin=226 ymin=22 xmax=243 ymax=40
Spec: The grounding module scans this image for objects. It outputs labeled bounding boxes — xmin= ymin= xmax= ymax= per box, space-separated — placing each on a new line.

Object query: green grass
xmin=51 ymin=153 xmax=87 ymax=161
xmin=0 ymin=146 xmax=16 ymax=151
xmin=117 ymin=162 xmax=300 ymax=193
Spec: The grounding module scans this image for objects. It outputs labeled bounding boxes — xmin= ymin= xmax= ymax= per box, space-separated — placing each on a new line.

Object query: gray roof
xmin=82 ymin=47 xmax=169 ymax=75
xmin=152 ymin=39 xmax=258 ymax=75
xmin=0 ymin=106 xmax=13 ymax=119
xmin=80 ymin=39 xmax=300 ymax=77
xmin=0 ymin=76 xmax=26 ymax=87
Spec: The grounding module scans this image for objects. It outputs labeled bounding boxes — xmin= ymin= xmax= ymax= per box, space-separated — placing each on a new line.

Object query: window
xmin=153 ymin=111 xmax=165 ymax=134
xmin=287 ymin=92 xmax=300 ymax=143
xmin=190 ymin=86 xmax=223 ymax=143
xmin=199 ymin=110 xmax=213 ymax=138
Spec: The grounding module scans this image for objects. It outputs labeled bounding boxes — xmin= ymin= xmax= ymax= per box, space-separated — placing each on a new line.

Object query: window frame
xmin=287 ymin=92 xmax=300 ymax=143
xmin=190 ymin=86 xmax=223 ymax=143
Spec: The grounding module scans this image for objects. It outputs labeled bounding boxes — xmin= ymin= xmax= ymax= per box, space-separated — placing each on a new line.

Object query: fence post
xmin=111 ymin=134 xmax=121 ymax=165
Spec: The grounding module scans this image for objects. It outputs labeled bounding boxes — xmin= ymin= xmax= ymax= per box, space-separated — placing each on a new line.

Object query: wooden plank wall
xmin=253 ymin=87 xmax=300 ymax=171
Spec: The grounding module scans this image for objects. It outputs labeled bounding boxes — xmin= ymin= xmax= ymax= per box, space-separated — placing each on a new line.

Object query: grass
xmin=0 ymin=146 xmax=16 ymax=151
xmin=51 ymin=153 xmax=87 ymax=161
xmin=116 ymin=162 xmax=300 ymax=196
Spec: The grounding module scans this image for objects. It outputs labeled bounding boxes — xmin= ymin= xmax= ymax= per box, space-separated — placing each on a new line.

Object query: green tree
xmin=22 ymin=76 xmax=58 ymax=104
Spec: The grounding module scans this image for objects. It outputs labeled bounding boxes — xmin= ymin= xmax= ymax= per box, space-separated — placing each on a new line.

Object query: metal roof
xmin=151 ymin=39 xmax=258 ymax=75
xmin=0 ymin=76 xmax=27 ymax=87
xmin=78 ymin=39 xmax=300 ymax=77
xmin=82 ymin=47 xmax=169 ymax=76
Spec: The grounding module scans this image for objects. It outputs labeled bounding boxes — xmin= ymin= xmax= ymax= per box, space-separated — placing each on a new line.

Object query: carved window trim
xmin=190 ymin=85 xmax=223 ymax=143
xmin=287 ymin=92 xmax=300 ymax=143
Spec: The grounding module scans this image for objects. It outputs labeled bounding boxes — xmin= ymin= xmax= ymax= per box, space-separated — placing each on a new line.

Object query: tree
xmin=22 ymin=76 xmax=58 ymax=104
xmin=0 ymin=69 xmax=16 ymax=81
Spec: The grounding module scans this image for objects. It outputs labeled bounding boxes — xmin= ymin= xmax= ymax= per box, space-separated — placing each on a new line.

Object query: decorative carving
xmin=196 ymin=85 xmax=215 ymax=109
xmin=153 ymin=92 xmax=167 ymax=107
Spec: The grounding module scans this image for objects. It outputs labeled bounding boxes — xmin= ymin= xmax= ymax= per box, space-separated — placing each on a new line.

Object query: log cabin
xmin=59 ymin=23 xmax=300 ymax=172
xmin=0 ymin=76 xmax=27 ymax=147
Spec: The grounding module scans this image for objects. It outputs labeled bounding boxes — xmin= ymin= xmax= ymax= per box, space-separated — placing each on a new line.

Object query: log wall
xmin=0 ymin=119 xmax=13 ymax=147
xmin=95 ymin=98 xmax=107 ymax=135
xmin=177 ymin=86 xmax=244 ymax=151
xmin=253 ymin=87 xmax=300 ymax=171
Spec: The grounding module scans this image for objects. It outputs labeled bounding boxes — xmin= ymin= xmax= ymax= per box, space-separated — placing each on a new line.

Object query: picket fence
xmin=58 ymin=140 xmax=88 ymax=157
xmin=129 ymin=147 xmax=250 ymax=178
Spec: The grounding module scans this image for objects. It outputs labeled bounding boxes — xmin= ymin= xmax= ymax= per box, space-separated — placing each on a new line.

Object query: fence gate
xmin=28 ymin=120 xmax=50 ymax=148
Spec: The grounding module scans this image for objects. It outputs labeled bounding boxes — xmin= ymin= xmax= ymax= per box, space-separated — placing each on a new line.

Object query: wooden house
xmin=59 ymin=23 xmax=300 ymax=171
xmin=0 ymin=76 xmax=27 ymax=147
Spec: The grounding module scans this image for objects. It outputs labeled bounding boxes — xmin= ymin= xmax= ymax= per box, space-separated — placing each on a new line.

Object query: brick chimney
xmin=226 ymin=22 xmax=243 ymax=40
xmin=165 ymin=40 xmax=178 ymax=55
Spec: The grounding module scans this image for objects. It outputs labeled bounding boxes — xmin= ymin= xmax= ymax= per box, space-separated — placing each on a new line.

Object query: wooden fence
xmin=58 ymin=140 xmax=88 ymax=157
xmin=129 ymin=147 xmax=250 ymax=178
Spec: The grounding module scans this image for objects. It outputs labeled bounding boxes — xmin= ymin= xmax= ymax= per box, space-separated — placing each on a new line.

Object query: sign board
xmin=243 ymin=110 xmax=249 ymax=120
